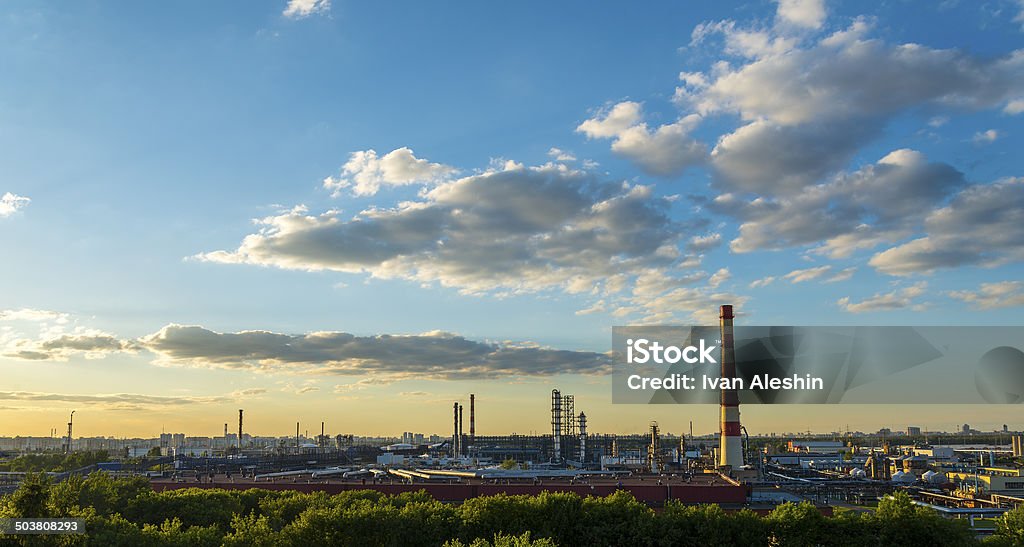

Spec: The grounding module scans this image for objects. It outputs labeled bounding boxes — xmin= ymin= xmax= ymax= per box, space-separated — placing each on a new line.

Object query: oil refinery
xmin=3 ymin=305 xmax=1023 ymax=535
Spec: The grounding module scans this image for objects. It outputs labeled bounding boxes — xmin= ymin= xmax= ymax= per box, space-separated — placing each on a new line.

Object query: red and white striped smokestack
xmin=718 ymin=304 xmax=743 ymax=469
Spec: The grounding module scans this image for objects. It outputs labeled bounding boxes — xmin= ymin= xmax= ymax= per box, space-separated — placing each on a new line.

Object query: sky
xmin=1 ymin=0 xmax=1023 ymax=440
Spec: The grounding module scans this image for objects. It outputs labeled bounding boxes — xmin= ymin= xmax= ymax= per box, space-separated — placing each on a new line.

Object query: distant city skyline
xmin=2 ymin=0 xmax=1024 ymax=438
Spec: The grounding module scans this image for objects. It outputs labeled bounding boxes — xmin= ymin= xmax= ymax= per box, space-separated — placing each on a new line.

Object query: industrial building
xmin=6 ymin=302 xmax=1023 ymax=527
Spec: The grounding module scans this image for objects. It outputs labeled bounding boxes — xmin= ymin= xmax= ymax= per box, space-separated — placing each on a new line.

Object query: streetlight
xmin=66 ymin=410 xmax=75 ymax=454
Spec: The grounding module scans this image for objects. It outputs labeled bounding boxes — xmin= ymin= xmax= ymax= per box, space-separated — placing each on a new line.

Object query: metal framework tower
xmin=561 ymin=395 xmax=576 ymax=436
xmin=551 ymin=389 xmax=562 ymax=461
xmin=647 ymin=421 xmax=661 ymax=473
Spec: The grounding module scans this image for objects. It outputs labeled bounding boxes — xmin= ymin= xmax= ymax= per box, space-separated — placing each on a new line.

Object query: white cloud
xmin=1 ymin=308 xmax=142 ymax=361
xmin=198 ymin=163 xmax=701 ymax=303
xmin=140 ymin=324 xmax=612 ymax=380
xmin=281 ymin=383 xmax=321 ymax=395
xmin=869 ymin=177 xmax=1024 ymax=275
xmin=749 ymin=276 xmax=776 ymax=288
xmin=577 ymin=102 xmax=642 ymax=138
xmin=824 ymin=267 xmax=856 ymax=283
xmin=689 ymin=20 xmax=797 ymax=59
xmin=710 ymin=119 xmax=877 ymax=195
xmin=708 ymin=268 xmax=731 ymax=288
xmin=627 ymin=287 xmax=749 ymax=324
xmin=0 ymin=309 xmax=68 ymax=323
xmin=775 ymin=0 xmax=826 ymax=30
xmin=577 ymin=102 xmax=706 ymax=176
xmin=547 ymin=147 xmax=576 ymax=162
xmin=684 ymin=20 xmax=1024 ymax=126
xmin=574 ymin=9 xmax=1024 ymax=284
xmin=0 ymin=193 xmax=30 ymax=217
xmin=949 ymin=281 xmax=1024 ymax=309
xmin=323 ymin=147 xmax=457 ymax=196
xmin=0 ymin=390 xmax=258 ymax=410
xmin=283 ymin=0 xmax=329 ymax=19
xmin=674 ymin=17 xmax=1024 ymax=200
xmin=837 ymin=282 xmax=927 ymax=313
xmin=5 ymin=331 xmax=136 ymax=361
xmin=715 ymin=149 xmax=965 ymax=255
xmin=334 ymin=378 xmax=395 ymax=393
xmin=783 ymin=265 xmax=831 ymax=283
xmin=686 ymin=233 xmax=722 ymax=252
xmin=575 ymin=300 xmax=606 ymax=316
xmin=972 ymin=129 xmax=1000 ymax=144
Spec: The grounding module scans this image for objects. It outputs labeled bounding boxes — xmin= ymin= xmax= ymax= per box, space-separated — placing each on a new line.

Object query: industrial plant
xmin=3 ymin=305 xmax=1023 ymax=536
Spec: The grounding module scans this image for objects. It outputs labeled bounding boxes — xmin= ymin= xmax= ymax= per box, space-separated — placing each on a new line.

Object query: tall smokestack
xmin=458 ymin=404 xmax=464 ymax=457
xmin=452 ymin=402 xmax=459 ymax=458
xmin=718 ymin=304 xmax=743 ymax=470
xmin=578 ymin=412 xmax=587 ymax=463
xmin=469 ymin=394 xmax=475 ymax=456
xmin=238 ymin=409 xmax=243 ymax=449
xmin=551 ymin=389 xmax=562 ymax=462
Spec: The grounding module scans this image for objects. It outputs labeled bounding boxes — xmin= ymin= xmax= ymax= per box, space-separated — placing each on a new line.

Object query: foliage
xmin=444 ymin=531 xmax=558 ymax=547
xmin=0 ymin=473 xmax=1012 ymax=545
xmin=991 ymin=504 xmax=1024 ymax=545
xmin=870 ymin=491 xmax=975 ymax=546
xmin=7 ymin=473 xmax=52 ymax=518
xmin=0 ymin=451 xmax=110 ymax=473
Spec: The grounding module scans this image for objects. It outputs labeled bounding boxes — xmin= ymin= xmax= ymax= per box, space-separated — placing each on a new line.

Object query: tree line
xmin=1 ymin=472 xmax=1023 ymax=546
xmin=0 ymin=451 xmax=112 ymax=474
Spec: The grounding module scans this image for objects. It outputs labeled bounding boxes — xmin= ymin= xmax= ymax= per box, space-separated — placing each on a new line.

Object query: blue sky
xmin=1 ymin=0 xmax=1023 ymax=438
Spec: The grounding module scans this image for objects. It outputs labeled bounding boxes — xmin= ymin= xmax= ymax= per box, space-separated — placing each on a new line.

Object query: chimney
xmin=718 ymin=304 xmax=743 ymax=470
xmin=238 ymin=409 xmax=243 ymax=450
xmin=578 ymin=412 xmax=587 ymax=463
xmin=469 ymin=394 xmax=476 ymax=456
xmin=452 ymin=402 xmax=459 ymax=458
xmin=458 ymin=404 xmax=464 ymax=457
